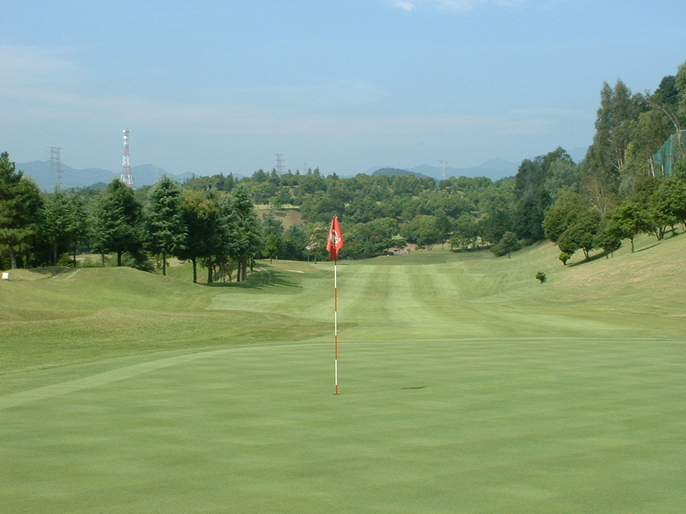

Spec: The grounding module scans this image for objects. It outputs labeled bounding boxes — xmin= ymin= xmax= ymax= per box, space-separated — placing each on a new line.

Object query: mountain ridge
xmin=19 ymin=147 xmax=587 ymax=190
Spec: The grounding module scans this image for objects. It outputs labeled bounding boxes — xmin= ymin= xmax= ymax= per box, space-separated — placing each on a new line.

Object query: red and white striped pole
xmin=334 ymin=258 xmax=339 ymax=395
xmin=327 ymin=216 xmax=343 ymax=396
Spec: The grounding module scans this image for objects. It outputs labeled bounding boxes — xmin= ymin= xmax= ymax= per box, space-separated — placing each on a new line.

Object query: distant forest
xmin=2 ymin=60 xmax=686 ymax=278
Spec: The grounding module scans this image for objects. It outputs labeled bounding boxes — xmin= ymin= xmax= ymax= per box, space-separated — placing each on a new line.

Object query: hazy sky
xmin=2 ymin=0 xmax=685 ymax=177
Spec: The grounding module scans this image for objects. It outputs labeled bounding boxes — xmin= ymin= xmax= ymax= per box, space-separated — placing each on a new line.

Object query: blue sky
xmin=2 ymin=0 xmax=685 ymax=177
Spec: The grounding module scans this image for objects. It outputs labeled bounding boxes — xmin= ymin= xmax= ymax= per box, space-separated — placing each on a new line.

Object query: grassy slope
xmin=0 ymin=265 xmax=330 ymax=391
xmin=1 ymin=232 xmax=685 ymax=513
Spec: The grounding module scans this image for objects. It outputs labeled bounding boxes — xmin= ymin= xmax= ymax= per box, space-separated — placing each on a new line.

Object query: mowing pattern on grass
xmin=1 ymin=340 xmax=685 ymax=513
xmin=1 ymin=234 xmax=686 ymax=513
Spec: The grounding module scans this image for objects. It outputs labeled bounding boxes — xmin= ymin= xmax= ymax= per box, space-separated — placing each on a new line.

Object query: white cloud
xmin=391 ymin=1 xmax=416 ymax=11
xmin=386 ymin=0 xmax=530 ymax=12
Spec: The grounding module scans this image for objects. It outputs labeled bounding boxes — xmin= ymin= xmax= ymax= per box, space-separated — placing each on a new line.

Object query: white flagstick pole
xmin=334 ymin=258 xmax=339 ymax=395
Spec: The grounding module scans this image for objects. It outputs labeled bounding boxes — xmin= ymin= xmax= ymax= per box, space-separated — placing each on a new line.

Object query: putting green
xmin=2 ymin=238 xmax=686 ymax=513
xmin=2 ymin=338 xmax=685 ymax=513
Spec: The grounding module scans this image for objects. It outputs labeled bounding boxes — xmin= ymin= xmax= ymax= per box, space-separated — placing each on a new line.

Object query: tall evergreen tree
xmin=227 ymin=186 xmax=262 ymax=281
xmin=582 ymin=80 xmax=647 ymax=209
xmin=41 ymin=191 xmax=75 ymax=265
xmin=91 ymin=179 xmax=144 ymax=266
xmin=0 ymin=152 xmax=43 ymax=269
xmin=147 ymin=175 xmax=186 ymax=276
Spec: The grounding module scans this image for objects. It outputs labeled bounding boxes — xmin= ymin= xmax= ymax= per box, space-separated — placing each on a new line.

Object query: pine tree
xmin=0 ymin=152 xmax=43 ymax=269
xmin=91 ymin=179 xmax=144 ymax=266
xmin=147 ymin=175 xmax=186 ymax=275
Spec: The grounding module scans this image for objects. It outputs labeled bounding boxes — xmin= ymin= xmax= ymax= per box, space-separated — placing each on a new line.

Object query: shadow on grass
xmin=201 ymin=269 xmax=301 ymax=290
xmin=636 ymin=243 xmax=661 ymax=253
xmin=567 ymin=252 xmax=609 ymax=267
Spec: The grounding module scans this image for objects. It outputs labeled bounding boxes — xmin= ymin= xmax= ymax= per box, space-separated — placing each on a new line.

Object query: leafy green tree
xmin=264 ymin=233 xmax=280 ymax=263
xmin=450 ymin=214 xmax=478 ymax=250
xmin=479 ymin=209 xmax=512 ymax=246
xmin=543 ymin=191 xmax=601 ymax=260
xmin=342 ymin=217 xmax=398 ymax=259
xmin=282 ymin=224 xmax=308 ymax=261
xmin=661 ymin=177 xmax=686 ymax=228
xmin=674 ymin=159 xmax=686 ymax=180
xmin=677 ymin=60 xmax=686 ymax=118
xmin=405 ymin=214 xmax=443 ymax=249
xmin=0 ymin=153 xmax=43 ymax=269
xmin=91 ymin=179 xmax=145 ymax=267
xmin=593 ymin=219 xmax=622 ymax=258
xmin=607 ymin=201 xmax=650 ymax=253
xmin=648 ymin=180 xmax=677 ymax=239
xmin=624 ymin=109 xmax=672 ymax=183
xmin=558 ymin=209 xmax=602 ymax=260
xmin=542 ymin=191 xmax=587 ymax=243
xmin=261 ymin=211 xmax=285 ymax=261
xmin=490 ymin=231 xmax=520 ymax=258
xmin=41 ymin=191 xmax=76 ymax=265
xmin=513 ymin=147 xmax=573 ymax=241
xmin=177 ymin=189 xmax=221 ymax=283
xmin=544 ymin=160 xmax=582 ymax=201
xmin=147 ymin=175 xmax=186 ymax=276
xmin=61 ymin=192 xmax=89 ymax=266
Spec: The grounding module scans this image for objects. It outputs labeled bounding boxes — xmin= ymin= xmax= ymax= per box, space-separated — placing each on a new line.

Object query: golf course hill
xmin=2 ymin=228 xmax=684 ymax=378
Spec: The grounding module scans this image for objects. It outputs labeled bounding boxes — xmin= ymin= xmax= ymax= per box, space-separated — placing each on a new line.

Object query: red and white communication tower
xmin=120 ymin=129 xmax=134 ymax=188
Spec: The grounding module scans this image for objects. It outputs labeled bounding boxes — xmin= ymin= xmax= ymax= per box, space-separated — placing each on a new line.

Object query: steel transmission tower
xmin=50 ymin=146 xmax=62 ymax=190
xmin=439 ymin=160 xmax=448 ymax=181
xmin=120 ymin=129 xmax=134 ymax=189
xmin=275 ymin=154 xmax=285 ymax=176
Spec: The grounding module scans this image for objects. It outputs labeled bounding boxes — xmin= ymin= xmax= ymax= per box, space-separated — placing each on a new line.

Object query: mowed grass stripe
xmin=1 ymin=339 xmax=685 ymax=513
xmin=340 ymin=263 xmax=390 ymax=328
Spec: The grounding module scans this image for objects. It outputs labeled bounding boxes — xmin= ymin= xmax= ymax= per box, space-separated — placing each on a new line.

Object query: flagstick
xmin=334 ymin=258 xmax=339 ymax=395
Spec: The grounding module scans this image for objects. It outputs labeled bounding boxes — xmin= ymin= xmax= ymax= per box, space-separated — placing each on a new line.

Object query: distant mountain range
xmin=20 ymin=147 xmax=587 ymax=191
xmin=17 ymin=161 xmax=196 ymax=191
xmin=365 ymin=159 xmax=519 ymax=182
xmin=365 ymin=147 xmax=588 ymax=182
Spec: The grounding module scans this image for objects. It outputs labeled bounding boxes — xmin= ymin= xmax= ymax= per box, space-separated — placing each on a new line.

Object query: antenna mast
xmin=121 ymin=129 xmax=134 ymax=189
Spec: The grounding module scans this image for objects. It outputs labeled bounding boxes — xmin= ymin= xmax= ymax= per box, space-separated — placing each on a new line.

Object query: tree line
xmin=0 ymin=163 xmax=261 ymax=283
xmin=2 ymin=60 xmax=685 ymax=275
xmin=538 ymin=60 xmax=686 ymax=264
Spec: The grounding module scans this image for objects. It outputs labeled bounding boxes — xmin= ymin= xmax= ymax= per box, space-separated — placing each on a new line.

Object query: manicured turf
xmin=1 ymin=234 xmax=685 ymax=513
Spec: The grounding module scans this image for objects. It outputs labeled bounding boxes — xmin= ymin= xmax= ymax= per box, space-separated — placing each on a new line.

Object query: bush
xmin=536 ymin=271 xmax=547 ymax=284
xmin=122 ymin=251 xmax=155 ymax=272
xmin=559 ymin=252 xmax=571 ymax=265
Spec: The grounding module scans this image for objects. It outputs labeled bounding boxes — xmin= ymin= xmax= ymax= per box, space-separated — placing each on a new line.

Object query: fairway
xmin=2 ymin=237 xmax=686 ymax=513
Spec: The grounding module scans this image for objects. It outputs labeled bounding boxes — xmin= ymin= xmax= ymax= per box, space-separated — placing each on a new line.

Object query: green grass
xmin=1 ymin=233 xmax=685 ymax=513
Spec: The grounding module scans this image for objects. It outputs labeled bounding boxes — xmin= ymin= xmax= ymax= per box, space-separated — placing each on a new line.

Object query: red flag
xmin=326 ymin=216 xmax=344 ymax=261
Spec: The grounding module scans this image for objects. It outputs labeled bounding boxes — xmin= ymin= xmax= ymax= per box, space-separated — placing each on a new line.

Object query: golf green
xmin=2 ymin=338 xmax=685 ymax=513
